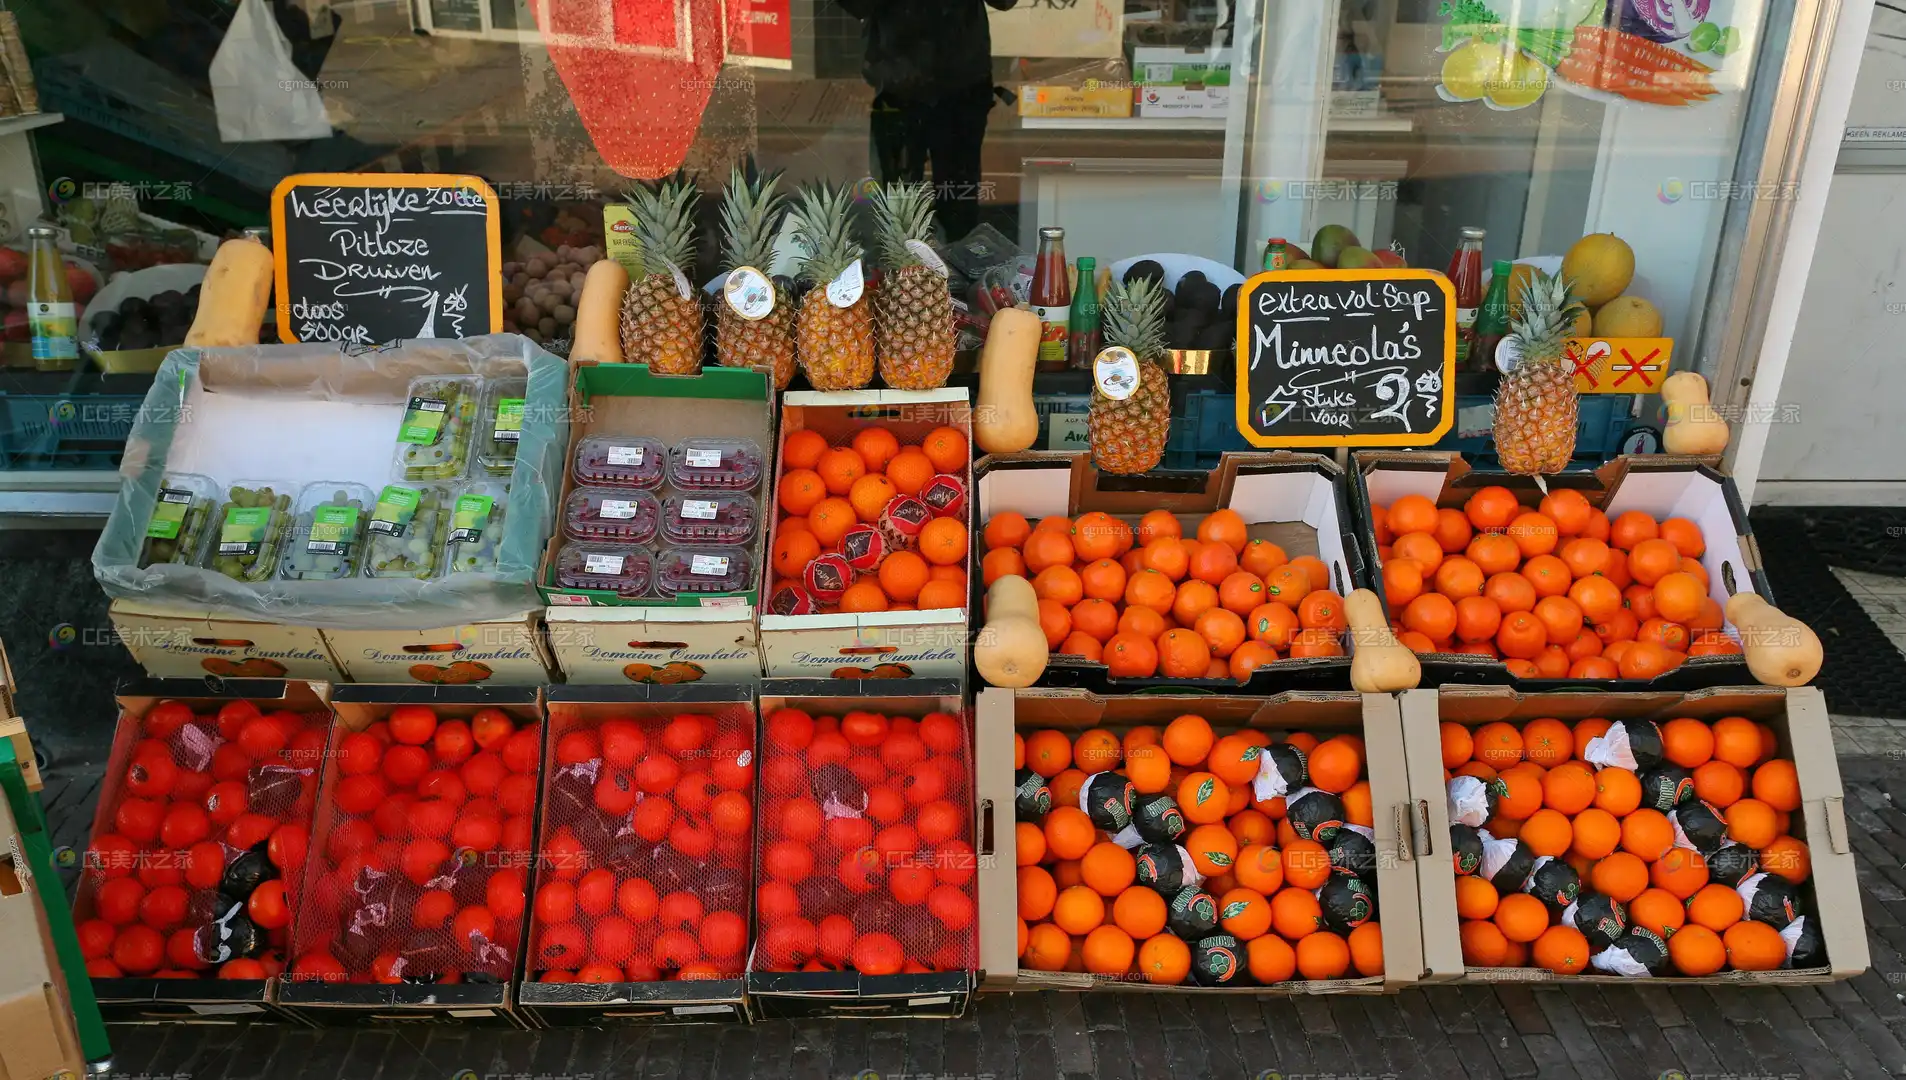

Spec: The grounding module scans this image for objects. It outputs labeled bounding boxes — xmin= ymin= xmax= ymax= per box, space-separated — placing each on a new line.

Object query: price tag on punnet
xmin=1233 ymin=267 xmax=1456 ymax=448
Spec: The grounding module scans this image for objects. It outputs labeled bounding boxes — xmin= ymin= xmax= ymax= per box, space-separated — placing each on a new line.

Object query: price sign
xmin=271 ymin=173 xmax=502 ymax=346
xmin=1235 ymin=268 xmax=1456 ymax=448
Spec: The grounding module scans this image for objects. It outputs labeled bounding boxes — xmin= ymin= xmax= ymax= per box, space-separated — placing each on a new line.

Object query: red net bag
xmin=526 ymin=704 xmax=756 ymax=982
xmin=286 ymin=705 xmax=538 ymax=985
xmin=75 ymin=697 xmax=329 ymax=980
xmin=753 ymin=705 xmax=976 ymax=975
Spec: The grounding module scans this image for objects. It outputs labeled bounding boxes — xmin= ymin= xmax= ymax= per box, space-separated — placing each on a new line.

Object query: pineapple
xmin=714 ymin=164 xmax=796 ymax=388
xmin=1089 ymin=278 xmax=1172 ymax=475
xmin=1493 ymin=270 xmax=1587 ymax=475
xmin=789 ymin=183 xmax=874 ymax=391
xmin=619 ymin=176 xmax=704 ymax=375
xmin=867 ymin=182 xmax=954 ymax=390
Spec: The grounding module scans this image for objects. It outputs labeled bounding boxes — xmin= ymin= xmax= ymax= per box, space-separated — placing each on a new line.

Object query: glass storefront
xmin=0 ymin=0 xmax=1818 ymax=485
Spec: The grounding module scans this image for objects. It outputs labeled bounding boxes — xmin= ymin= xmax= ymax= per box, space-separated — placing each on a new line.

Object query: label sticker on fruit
xmin=904 ymin=239 xmax=950 ymax=278
xmin=690 ymin=554 xmax=731 ymax=576
xmin=826 ymin=259 xmax=865 ymax=308
xmin=584 ymin=552 xmax=626 ymax=575
xmin=607 ymin=444 xmax=645 ymax=466
xmin=682 ymin=499 xmax=719 ymax=520
xmin=449 ymin=494 xmax=493 ymax=544
xmin=492 ymin=398 xmax=524 ymax=443
xmin=1094 ymin=346 xmax=1140 ymax=401
xmin=685 ymin=447 xmax=723 ymax=469
xmin=724 ymin=265 xmax=775 ymax=320
xmin=399 ymin=396 xmax=449 ymax=444
xmin=147 ymin=487 xmax=193 ymax=539
xmin=308 ymin=504 xmax=360 ymax=555
xmin=369 ymin=485 xmax=420 ymax=537
xmin=666 ymin=259 xmax=694 ymax=302
xmin=600 ymin=498 xmax=639 ymax=520
xmin=218 ymin=506 xmax=271 ymax=557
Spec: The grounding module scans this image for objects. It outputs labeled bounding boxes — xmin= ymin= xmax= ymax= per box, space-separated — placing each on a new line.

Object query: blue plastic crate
xmin=0 ymin=394 xmax=142 ymax=469
xmin=1165 ymin=389 xmax=1252 ymax=471
xmin=1437 ymin=393 xmax=1636 ymax=466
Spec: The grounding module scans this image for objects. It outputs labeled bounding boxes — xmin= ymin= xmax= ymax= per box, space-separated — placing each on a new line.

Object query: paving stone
xmin=1494 ymin=984 xmax=1552 ymax=1035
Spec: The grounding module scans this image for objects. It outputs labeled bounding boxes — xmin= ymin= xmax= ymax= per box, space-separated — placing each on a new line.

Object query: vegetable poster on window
xmin=1436 ymin=0 xmax=1742 ymax=111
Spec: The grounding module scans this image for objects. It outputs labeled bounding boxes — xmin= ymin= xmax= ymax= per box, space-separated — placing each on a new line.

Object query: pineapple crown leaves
xmin=866 ymin=181 xmax=938 ymax=270
xmin=1509 ymin=269 xmax=1585 ymax=361
xmin=1101 ymin=277 xmax=1168 ymax=362
xmin=624 ymin=174 xmax=700 ymax=277
xmin=717 ymin=162 xmax=787 ymax=271
xmin=788 ymin=182 xmax=864 ymax=287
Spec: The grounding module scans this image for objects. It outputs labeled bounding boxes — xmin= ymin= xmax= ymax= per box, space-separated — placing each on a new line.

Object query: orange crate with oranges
xmin=1353 ymin=452 xmax=1770 ymax=689
xmin=975 ymin=687 xmax=1426 ymax=994
xmin=974 ymin=451 xmax=1363 ymax=692
xmin=1403 ymin=685 xmax=1865 ymax=985
xmin=760 ymin=390 xmax=973 ymax=682
xmin=747 ymin=679 xmax=975 ymax=1019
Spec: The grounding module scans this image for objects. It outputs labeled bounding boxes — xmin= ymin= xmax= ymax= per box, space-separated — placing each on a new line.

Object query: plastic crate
xmin=1163 ymin=388 xmax=1251 ymax=470
xmin=1436 ymin=393 xmax=1636 ymax=467
xmin=0 ymin=394 xmax=141 ymax=469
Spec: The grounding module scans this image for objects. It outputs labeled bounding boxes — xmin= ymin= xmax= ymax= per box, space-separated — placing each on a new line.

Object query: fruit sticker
xmin=398 ymin=395 xmax=449 ymax=445
xmin=449 ymin=493 xmax=494 ymax=544
xmin=147 ymin=487 xmax=193 ymax=540
xmin=369 ymin=486 xmax=421 ymax=537
xmin=1436 ymin=0 xmax=1730 ymax=111
xmin=724 ymin=265 xmax=775 ymax=320
xmin=492 ymin=397 xmax=524 ymax=444
xmin=218 ymin=506 xmax=271 ymax=558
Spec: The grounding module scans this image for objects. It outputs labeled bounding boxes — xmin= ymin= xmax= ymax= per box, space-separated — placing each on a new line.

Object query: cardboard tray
xmin=77 ymin=679 xmax=333 ymax=1025
xmin=1401 ymin=685 xmax=1866 ymax=985
xmin=0 ymin=790 xmax=90 ymax=1071
xmin=1352 ymin=452 xmax=1769 ymax=690
xmin=746 ymin=679 xmax=975 ymax=1019
xmin=274 ymin=685 xmax=543 ymax=1029
xmin=516 ymin=684 xmax=759 ymax=1027
xmin=974 ymin=688 xmax=1424 ymax=994
xmin=974 ymin=451 xmax=1362 ymax=693
xmin=759 ymin=391 xmax=973 ymax=683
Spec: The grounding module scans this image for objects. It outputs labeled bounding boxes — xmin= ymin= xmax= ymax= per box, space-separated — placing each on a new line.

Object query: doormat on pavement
xmin=1749 ymin=513 xmax=1906 ymax=719
xmin=1752 ymin=506 xmax=1906 ymax=577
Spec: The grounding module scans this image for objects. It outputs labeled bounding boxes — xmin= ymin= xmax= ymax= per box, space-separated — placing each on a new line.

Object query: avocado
xmin=1176 ymin=277 xmax=1222 ymax=313
xmin=1123 ymin=259 xmax=1166 ymax=287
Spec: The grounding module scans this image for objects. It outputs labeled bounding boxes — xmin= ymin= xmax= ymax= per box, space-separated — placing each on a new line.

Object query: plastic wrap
xmin=93 ymin=335 xmax=566 ymax=629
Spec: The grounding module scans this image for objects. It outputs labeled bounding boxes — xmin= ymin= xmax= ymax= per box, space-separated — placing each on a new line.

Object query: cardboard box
xmin=321 ymin=612 xmax=553 ymax=685
xmin=1402 ymin=685 xmax=1866 ymax=984
xmin=975 ymin=687 xmax=1424 ymax=993
xmin=76 ymin=679 xmax=334 ymax=1025
xmin=0 ymin=793 xmax=89 ymax=1074
xmin=0 ymin=637 xmax=15 ymax=718
xmin=544 ymin=606 xmax=762 ymax=685
xmin=1131 ymin=46 xmax=1232 ymax=87
xmin=1352 ymin=453 xmax=1769 ymax=689
xmin=975 ymin=451 xmax=1361 ymax=692
xmin=747 ymin=680 xmax=973 ymax=1020
xmin=516 ymin=684 xmax=759 ymax=1027
xmin=1017 ymin=84 xmax=1134 ymax=119
xmin=276 ymin=685 xmax=541 ymax=1028
xmin=760 ymin=391 xmax=972 ymax=682
xmin=1134 ymin=84 xmax=1228 ymax=117
xmin=110 ymin=599 xmax=342 ymax=681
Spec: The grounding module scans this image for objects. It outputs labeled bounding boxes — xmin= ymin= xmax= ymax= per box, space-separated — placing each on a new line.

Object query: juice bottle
xmin=1472 ymin=259 xmax=1514 ymax=373
xmin=1263 ymin=237 xmax=1290 ymax=271
xmin=1446 ymin=226 xmax=1484 ymax=369
xmin=1066 ymin=256 xmax=1101 ymax=369
xmin=27 ymin=226 xmax=77 ymax=372
xmin=1029 ymin=226 xmax=1070 ymax=371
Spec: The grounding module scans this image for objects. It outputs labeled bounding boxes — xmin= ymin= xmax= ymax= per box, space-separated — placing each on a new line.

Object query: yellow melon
xmin=1592 ymin=295 xmax=1662 ymax=337
xmin=1561 ymin=233 xmax=1635 ymax=308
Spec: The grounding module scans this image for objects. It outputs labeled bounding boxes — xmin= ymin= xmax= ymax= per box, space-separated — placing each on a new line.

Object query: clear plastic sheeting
xmin=93 ymin=334 xmax=567 ymax=629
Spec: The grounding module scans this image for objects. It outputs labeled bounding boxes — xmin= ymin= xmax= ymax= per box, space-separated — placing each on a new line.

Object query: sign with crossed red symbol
xmin=1564 ymin=337 xmax=1675 ymax=394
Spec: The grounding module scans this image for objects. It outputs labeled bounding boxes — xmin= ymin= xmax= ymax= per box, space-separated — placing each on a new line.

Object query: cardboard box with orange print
xmin=320 ymin=612 xmax=553 ymax=684
xmin=109 ymin=598 xmax=343 ymax=681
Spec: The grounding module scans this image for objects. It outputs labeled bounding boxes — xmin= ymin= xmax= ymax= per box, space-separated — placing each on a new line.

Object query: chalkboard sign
xmin=270 ymin=173 xmax=502 ymax=346
xmin=1234 ymin=269 xmax=1456 ymax=448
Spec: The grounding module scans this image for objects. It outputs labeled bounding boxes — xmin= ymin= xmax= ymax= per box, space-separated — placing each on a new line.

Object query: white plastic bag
xmin=210 ymin=0 xmax=332 ymax=142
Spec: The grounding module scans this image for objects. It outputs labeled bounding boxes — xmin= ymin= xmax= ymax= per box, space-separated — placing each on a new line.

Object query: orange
xmin=1520 ymin=718 xmax=1574 ymax=767
xmin=1271 ymin=888 xmax=1324 ymax=942
xmin=1341 ymin=780 xmax=1373 ymax=828
xmin=1307 ymin=737 xmax=1363 ymax=794
xmin=1052 ymin=885 xmax=1106 ymax=935
xmin=1161 ymin=714 xmax=1216 ymax=767
xmin=1388 ymin=495 xmax=1439 ymax=537
xmin=1726 ymin=798 xmax=1779 ymax=849
xmin=1472 ymin=722 xmax=1525 ymax=768
xmin=1493 ymin=893 xmax=1549 ymax=943
xmin=1723 ymin=920 xmax=1787 ymax=971
xmin=772 ymin=529 xmax=822 ymax=580
xmin=847 ymin=473 xmax=898 ymax=522
xmin=1204 ymin=733 xmax=1262 ymax=787
xmin=1263 ymin=563 xmax=1311 ymax=609
xmin=1455 ymin=875 xmax=1499 ymax=920
xmin=1230 ymin=641 xmax=1279 ymax=681
xmin=1189 ymin=608 xmax=1244 ymax=660
xmin=1558 ymin=536 xmax=1611 ymax=580
xmin=1123 ymin=744 xmax=1171 ymax=794
xmin=1071 ymin=729 xmax=1121 ymax=773
xmin=1135 ymin=509 xmax=1181 ymax=546
xmin=1124 ymin=570 xmax=1177 ymax=617
xmin=1542 ymin=762 xmax=1596 ymax=815
xmin=1383 ymin=558 xmax=1425 ymax=609
xmin=1532 ymin=924 xmax=1591 ymax=974
xmin=1217 ymin=887 xmax=1272 ymax=940
xmin=918 ymin=426 xmax=967 ymax=473
xmin=1761 ymin=835 xmax=1811 ymax=885
xmin=1539 ymin=489 xmax=1593 ymax=536
xmin=1496 ymin=611 xmax=1546 ymax=660
xmin=1692 ymin=760 xmax=1744 ymax=807
xmin=1433 ymin=507 xmax=1475 ymax=553
xmin=1391 ymin=532 xmax=1445 ymax=576
xmin=1568 ymin=658 xmax=1619 ymax=679
xmin=918 ymin=579 xmax=966 ymax=611
xmin=1661 ymin=718 xmax=1715 ymax=769
xmin=1581 ymin=508 xmax=1611 ymax=542
xmin=1051 ymin=770 xmax=1089 ymax=811
xmin=1112 ymin=886 xmax=1168 ymax=940
xmin=1184 ymin=824 xmax=1240 ymax=878
xmin=1651 ymin=572 xmax=1705 ymax=625
xmin=1023 ymin=730 xmax=1071 ymax=775
xmin=1567 ymin=574 xmax=1623 ymax=624
xmin=983 ymin=512 xmax=1031 ymax=552
xmin=808 ymin=497 xmax=857 ymax=546
xmin=1434 ymin=557 xmax=1485 ymax=600
xmin=839 ymin=580 xmax=889 ymax=613
xmin=1142 ymin=538 xmax=1190 ymax=583
xmin=1022 ymin=529 xmax=1075 ymax=575
xmin=1593 ymin=768 xmax=1641 ymax=815
xmin=1345 ymin=922 xmax=1384 ymax=977
xmin=982 ymin=547 xmax=1027 ymax=587
xmin=1570 ymin=808 xmax=1621 ymax=860
xmin=1228 ymin=807 xmax=1274 ymax=848
xmin=1520 ymin=555 xmax=1571 ymax=598
xmin=778 ymin=469 xmax=828 ymax=515
xmin=885 ymin=448 xmax=936 ymax=496
xmin=1232 ymin=844 xmax=1284 ymax=894
xmin=1022 ymin=922 xmax=1070 ymax=970
xmin=1222 ymin=572 xmax=1272 ymax=617
xmin=1484 ymin=571 xmax=1538 ymax=614
xmin=1197 ymin=508 xmax=1249 ymax=553
xmin=1064 ymin=557 xmax=1121 ymax=602
xmin=1508 ymin=511 xmax=1558 ymax=558
xmin=1440 ymin=722 xmax=1475 ymax=768
xmin=1069 ymin=598 xmax=1119 ymax=643
xmin=1403 ymin=593 xmax=1458 ymax=643
xmin=1281 ymin=839 xmax=1331 ymax=891
xmin=1620 ymin=809 xmax=1674 ymax=860
xmin=1067 ymin=511 xmax=1123 ymax=562
xmin=1177 ymin=772 xmax=1230 ymax=824
xmin=1518 ymin=809 xmax=1573 ymax=857
xmin=1398 ymin=630 xmax=1437 ymax=654
xmin=1668 ymin=923 xmax=1727 ymax=976
xmin=1467 ymin=533 xmax=1522 ymax=577
xmin=1247 ymin=934 xmax=1298 ymax=984
xmin=1651 ymin=847 xmax=1708 ymax=899
xmin=1188 ymin=542 xmax=1240 ymax=587
xmin=875 ymin=550 xmax=929 ymax=603
xmin=1018 ymin=866 xmax=1058 ymax=921
xmin=1658 ymin=516 xmax=1705 ymax=558
xmin=1240 ymin=539 xmax=1288 ymax=578
xmin=1460 ymin=919 xmax=1510 ymax=967
xmin=1079 ymin=924 xmax=1135 ymax=975
xmin=1464 ymin=486 xmax=1520 ymax=531
xmin=1628 ymin=887 xmax=1685 ymax=938
xmin=1627 ymin=538 xmax=1682 ymax=586
xmin=1031 ymin=564 xmax=1084 ymax=608
xmin=1295 ymin=931 xmax=1351 ymax=980
xmin=1170 ymin=579 xmax=1219 ymax=627
xmin=1590 ymin=851 xmax=1649 ymax=901
xmin=918 ymin=518 xmax=967 ymax=566
xmin=1687 ymin=882 xmax=1743 ymax=932
xmin=1608 ymin=510 xmax=1659 ymax=551
xmin=1752 ymin=759 xmax=1801 ymax=811
xmin=782 ymin=428 xmax=829 ymax=470
xmin=1617 ymin=641 xmax=1679 ymax=681
xmin=1043 ymin=805 xmax=1096 ymax=862
xmin=1137 ymin=932 xmax=1192 ymax=985
xmin=816 ymin=446 xmax=867 ymax=496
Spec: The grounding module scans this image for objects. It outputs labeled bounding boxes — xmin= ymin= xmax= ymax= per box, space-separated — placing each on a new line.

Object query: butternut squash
xmin=974 ymin=307 xmax=1041 ymax=454
xmin=1661 ymin=371 xmax=1730 ymax=456
xmin=185 ymin=238 xmax=274 ymax=348
xmin=1725 ymin=592 xmax=1822 ymax=687
xmin=568 ymin=260 xmax=629 ymax=364
xmin=973 ymin=574 xmax=1048 ymax=688
xmin=1346 ymin=588 xmax=1421 ymax=691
